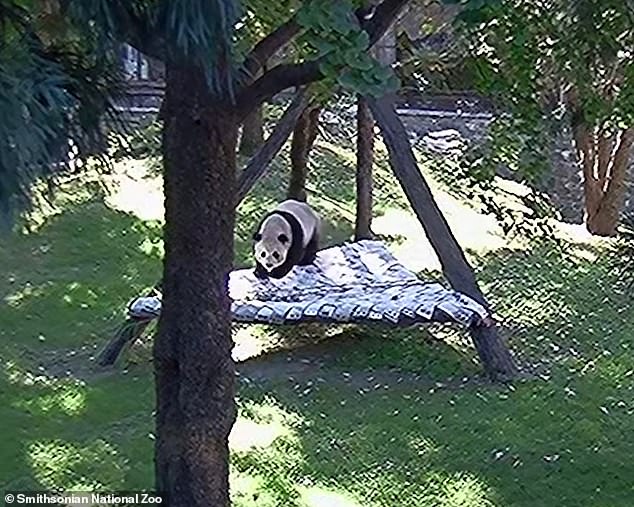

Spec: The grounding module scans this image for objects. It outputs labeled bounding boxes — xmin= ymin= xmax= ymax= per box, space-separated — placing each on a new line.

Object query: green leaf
xmin=313 ymin=38 xmax=338 ymax=56
xmin=318 ymin=59 xmax=339 ymax=79
xmin=337 ymin=69 xmax=359 ymax=90
xmin=353 ymin=30 xmax=370 ymax=51
xmin=384 ymin=73 xmax=401 ymax=93
xmin=296 ymin=6 xmax=314 ymax=27
xmin=456 ymin=8 xmax=490 ymax=24
xmin=346 ymin=53 xmax=375 ymax=72
xmin=372 ymin=65 xmax=393 ymax=82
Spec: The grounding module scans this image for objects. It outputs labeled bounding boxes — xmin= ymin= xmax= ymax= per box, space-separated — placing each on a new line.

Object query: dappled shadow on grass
xmin=4 ymin=140 xmax=634 ymax=504
xmin=470 ymin=239 xmax=634 ymax=378
xmin=228 ymin=238 xmax=634 ymax=507
xmin=233 ymin=349 xmax=634 ymax=507
xmin=243 ymin=323 xmax=479 ymax=380
xmin=1 ymin=199 xmax=162 ymax=353
xmin=0 ymin=198 xmax=162 ymax=490
xmin=0 ymin=359 xmax=155 ymax=491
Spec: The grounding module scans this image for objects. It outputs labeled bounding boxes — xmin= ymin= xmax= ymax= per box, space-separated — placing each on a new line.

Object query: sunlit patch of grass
xmin=298 ymin=486 xmax=364 ymax=507
xmin=14 ymin=382 xmax=87 ymax=417
xmin=230 ymin=418 xmax=290 ymax=453
xmin=3 ymin=360 xmax=58 ymax=388
xmin=434 ymin=472 xmax=496 ymax=507
xmin=230 ymin=398 xmax=303 ymax=453
xmin=27 ymin=438 xmax=126 ymax=491
xmin=4 ymin=283 xmax=49 ymax=308
xmin=229 ymin=397 xmax=309 ymax=506
xmin=231 ymin=470 xmax=281 ymax=507
xmin=104 ymin=159 xmax=164 ymax=221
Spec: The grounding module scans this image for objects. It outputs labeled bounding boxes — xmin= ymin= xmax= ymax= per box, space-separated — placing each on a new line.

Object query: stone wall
xmin=397 ymin=106 xmax=634 ymax=224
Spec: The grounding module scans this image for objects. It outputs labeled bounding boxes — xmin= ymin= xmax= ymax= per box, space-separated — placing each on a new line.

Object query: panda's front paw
xmin=254 ymin=266 xmax=268 ymax=280
xmin=298 ymin=254 xmax=316 ymax=266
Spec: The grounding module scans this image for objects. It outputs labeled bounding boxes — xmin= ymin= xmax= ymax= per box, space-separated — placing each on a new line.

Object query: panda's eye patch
xmin=260 ymin=252 xmax=266 ymax=258
xmin=253 ymin=232 xmax=262 ymax=241
xmin=278 ymin=234 xmax=289 ymax=244
xmin=273 ymin=252 xmax=280 ymax=260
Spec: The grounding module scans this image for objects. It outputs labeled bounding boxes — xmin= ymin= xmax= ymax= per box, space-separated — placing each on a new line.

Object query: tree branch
xmin=240 ymin=15 xmax=301 ymax=84
xmin=364 ymin=0 xmax=408 ymax=47
xmin=235 ymin=0 xmax=409 ymax=118
xmin=591 ymin=127 xmax=634 ymax=230
xmin=596 ymin=128 xmax=614 ymax=185
xmin=237 ymin=89 xmax=310 ymax=202
xmin=236 ymin=61 xmax=319 ymax=121
xmin=366 ymin=93 xmax=517 ymax=381
xmin=604 ymin=128 xmax=634 ymax=199
xmin=118 ymin=8 xmax=165 ymax=61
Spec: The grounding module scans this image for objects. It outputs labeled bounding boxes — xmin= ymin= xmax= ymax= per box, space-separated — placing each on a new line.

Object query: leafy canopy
xmin=0 ymin=0 xmax=240 ymax=222
xmin=1 ymin=0 xmax=401 ymax=221
xmin=453 ymin=0 xmax=634 ymax=128
xmin=0 ymin=0 xmax=124 ymax=221
xmin=428 ymin=0 xmax=634 ymax=235
xmin=297 ymin=0 xmax=400 ymax=97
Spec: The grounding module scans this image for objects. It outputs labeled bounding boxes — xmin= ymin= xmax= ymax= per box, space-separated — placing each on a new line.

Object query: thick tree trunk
xmin=573 ymin=123 xmax=634 ymax=236
xmin=355 ymin=96 xmax=374 ymax=240
xmin=288 ymin=105 xmax=320 ymax=202
xmin=238 ymin=104 xmax=264 ymax=156
xmin=156 ymin=62 xmax=237 ymax=507
xmin=367 ymin=94 xmax=517 ymax=382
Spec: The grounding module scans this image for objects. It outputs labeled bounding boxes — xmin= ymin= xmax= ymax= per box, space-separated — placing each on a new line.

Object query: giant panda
xmin=252 ymin=199 xmax=321 ymax=279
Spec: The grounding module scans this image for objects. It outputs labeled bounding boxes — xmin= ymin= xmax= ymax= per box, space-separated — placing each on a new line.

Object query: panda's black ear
xmin=278 ymin=233 xmax=289 ymax=244
xmin=253 ymin=232 xmax=262 ymax=241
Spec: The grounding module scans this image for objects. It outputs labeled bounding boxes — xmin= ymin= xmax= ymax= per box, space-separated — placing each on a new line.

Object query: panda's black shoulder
xmin=269 ymin=211 xmax=304 ymax=245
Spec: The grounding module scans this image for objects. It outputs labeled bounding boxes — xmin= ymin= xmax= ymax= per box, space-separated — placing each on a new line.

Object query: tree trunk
xmin=573 ymin=122 xmax=634 ymax=236
xmin=288 ymin=105 xmax=321 ymax=202
xmin=156 ymin=62 xmax=237 ymax=507
xmin=238 ymin=89 xmax=309 ymax=202
xmin=367 ymin=94 xmax=517 ymax=382
xmin=355 ymin=96 xmax=374 ymax=240
xmin=239 ymin=104 xmax=264 ymax=156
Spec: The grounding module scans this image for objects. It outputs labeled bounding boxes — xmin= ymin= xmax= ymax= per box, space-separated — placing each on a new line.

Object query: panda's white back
xmin=276 ymin=200 xmax=320 ymax=247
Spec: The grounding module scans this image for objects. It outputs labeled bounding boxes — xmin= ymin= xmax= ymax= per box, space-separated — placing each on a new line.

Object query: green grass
xmin=1 ymin=132 xmax=633 ymax=506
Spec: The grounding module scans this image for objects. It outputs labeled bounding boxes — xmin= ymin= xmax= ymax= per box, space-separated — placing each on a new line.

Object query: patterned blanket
xmin=128 ymin=240 xmax=489 ymax=327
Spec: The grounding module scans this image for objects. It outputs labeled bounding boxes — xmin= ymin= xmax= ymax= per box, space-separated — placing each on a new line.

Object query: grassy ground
xmin=1 ymin=129 xmax=633 ymax=506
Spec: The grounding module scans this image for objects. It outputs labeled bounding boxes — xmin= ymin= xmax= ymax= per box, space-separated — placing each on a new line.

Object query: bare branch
xmin=237 ymin=89 xmax=310 ymax=202
xmin=236 ymin=61 xmax=318 ymax=121
xmin=596 ymin=128 xmax=615 ymax=185
xmin=240 ymin=15 xmax=301 ymax=84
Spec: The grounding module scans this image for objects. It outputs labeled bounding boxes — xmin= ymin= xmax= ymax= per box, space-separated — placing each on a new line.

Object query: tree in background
xmin=1 ymin=0 xmax=406 ymax=505
xmin=287 ymin=103 xmax=321 ymax=201
xmin=0 ymin=0 xmax=123 ymax=222
xmin=355 ymin=95 xmax=375 ymax=239
xmin=237 ymin=0 xmax=302 ymax=156
xmin=453 ymin=0 xmax=634 ymax=236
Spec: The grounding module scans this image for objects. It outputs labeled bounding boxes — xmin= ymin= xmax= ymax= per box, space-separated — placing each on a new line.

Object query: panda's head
xmin=253 ymin=215 xmax=292 ymax=272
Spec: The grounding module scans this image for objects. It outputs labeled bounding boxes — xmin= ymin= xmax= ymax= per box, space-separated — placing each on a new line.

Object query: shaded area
xmin=228 ymin=241 xmax=634 ymax=507
xmin=2 ymin=142 xmax=633 ymax=505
